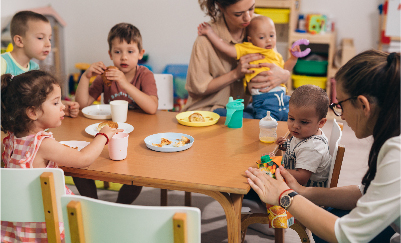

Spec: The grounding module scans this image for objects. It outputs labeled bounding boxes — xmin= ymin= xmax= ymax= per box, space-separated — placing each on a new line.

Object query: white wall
xmin=1 ymin=0 xmax=382 ymax=76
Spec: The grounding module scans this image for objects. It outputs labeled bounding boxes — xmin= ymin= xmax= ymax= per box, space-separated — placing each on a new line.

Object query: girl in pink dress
xmin=1 ymin=70 xmax=122 ymax=242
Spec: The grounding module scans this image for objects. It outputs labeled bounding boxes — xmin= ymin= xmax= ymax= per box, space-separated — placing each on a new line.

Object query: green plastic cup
xmin=225 ymin=97 xmax=244 ymax=128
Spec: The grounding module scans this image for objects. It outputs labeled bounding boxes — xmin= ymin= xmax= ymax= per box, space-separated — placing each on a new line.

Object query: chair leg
xmin=103 ymin=181 xmax=110 ymax=189
xmin=240 ymin=224 xmax=248 ymax=243
xmin=241 ymin=213 xmax=270 ymax=243
xmin=289 ymin=222 xmax=310 ymax=243
xmin=275 ymin=228 xmax=285 ymax=243
xmin=161 ymin=190 xmax=191 ymax=206
xmin=161 ymin=189 xmax=168 ymax=206
xmin=185 ymin=192 xmax=191 ymax=206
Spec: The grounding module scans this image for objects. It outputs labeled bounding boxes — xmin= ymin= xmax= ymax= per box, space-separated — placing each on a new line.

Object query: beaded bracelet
xmin=95 ymin=133 xmax=109 ymax=145
xmin=278 ymin=189 xmax=294 ymax=204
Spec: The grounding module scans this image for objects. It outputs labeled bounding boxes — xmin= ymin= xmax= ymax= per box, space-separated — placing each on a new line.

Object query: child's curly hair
xmin=1 ymin=70 xmax=61 ymax=135
xmin=289 ymin=84 xmax=329 ymax=120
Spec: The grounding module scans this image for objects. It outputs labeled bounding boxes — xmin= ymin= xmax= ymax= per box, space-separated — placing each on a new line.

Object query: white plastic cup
xmin=108 ymin=133 xmax=129 ymax=160
xmin=110 ymin=100 xmax=128 ymax=122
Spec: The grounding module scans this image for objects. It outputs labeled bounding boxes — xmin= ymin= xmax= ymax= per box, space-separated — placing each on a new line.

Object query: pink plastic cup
xmin=108 ymin=133 xmax=129 ymax=160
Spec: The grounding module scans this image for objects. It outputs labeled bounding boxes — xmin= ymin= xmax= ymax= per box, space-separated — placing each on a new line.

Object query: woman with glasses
xmin=246 ymin=50 xmax=400 ymax=243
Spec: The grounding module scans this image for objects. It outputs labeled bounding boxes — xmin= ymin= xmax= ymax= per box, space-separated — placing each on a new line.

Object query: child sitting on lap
xmin=75 ymin=23 xmax=158 ymax=204
xmin=277 ymin=84 xmax=331 ymax=187
xmin=1 ymin=71 xmax=121 ymax=242
xmin=198 ymin=15 xmax=300 ymax=121
xmin=1 ymin=11 xmax=80 ymax=117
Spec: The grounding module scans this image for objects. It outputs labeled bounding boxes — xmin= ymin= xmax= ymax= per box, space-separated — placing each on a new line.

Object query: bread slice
xmin=173 ymin=140 xmax=186 ymax=147
xmin=152 ymin=138 xmax=172 ymax=147
xmin=161 ymin=138 xmax=172 ymax=146
xmin=102 ymin=66 xmax=118 ymax=86
xmin=181 ymin=136 xmax=190 ymax=144
xmin=97 ymin=121 xmax=118 ymax=132
xmin=188 ymin=112 xmax=205 ymax=122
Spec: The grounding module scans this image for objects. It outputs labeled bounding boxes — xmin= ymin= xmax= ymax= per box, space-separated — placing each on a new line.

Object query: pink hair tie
xmin=291 ymin=39 xmax=311 ymax=58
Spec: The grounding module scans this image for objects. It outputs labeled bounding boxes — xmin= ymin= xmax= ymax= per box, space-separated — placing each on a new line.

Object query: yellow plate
xmin=176 ymin=111 xmax=220 ymax=127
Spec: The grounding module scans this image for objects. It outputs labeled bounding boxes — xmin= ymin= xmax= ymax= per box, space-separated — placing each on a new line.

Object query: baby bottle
xmin=259 ymin=111 xmax=278 ymax=143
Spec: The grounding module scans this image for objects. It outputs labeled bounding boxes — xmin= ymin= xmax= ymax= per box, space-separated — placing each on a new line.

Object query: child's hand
xmin=85 ymin=62 xmax=107 ymax=79
xmin=99 ymin=126 xmax=124 ymax=141
xmin=275 ymin=137 xmax=286 ymax=145
xmin=289 ymin=45 xmax=301 ymax=59
xmin=276 ymin=137 xmax=288 ymax=151
xmin=63 ymin=101 xmax=80 ymax=118
xmin=104 ymin=68 xmax=127 ymax=86
xmin=197 ymin=22 xmax=212 ymax=36
xmin=262 ymin=152 xmax=276 ymax=157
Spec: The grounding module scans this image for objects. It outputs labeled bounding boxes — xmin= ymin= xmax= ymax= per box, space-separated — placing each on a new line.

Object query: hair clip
xmin=10 ymin=75 xmax=14 ymax=81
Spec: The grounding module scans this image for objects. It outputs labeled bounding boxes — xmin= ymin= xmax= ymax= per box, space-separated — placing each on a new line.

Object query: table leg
xmin=229 ymin=193 xmax=243 ymax=243
xmin=275 ymin=228 xmax=285 ymax=243
xmin=200 ymin=191 xmax=243 ymax=243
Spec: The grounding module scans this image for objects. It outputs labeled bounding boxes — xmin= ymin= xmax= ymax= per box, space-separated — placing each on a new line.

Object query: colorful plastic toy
xmin=257 ymin=155 xmax=283 ymax=178
xmin=256 ymin=155 xmax=294 ymax=228
xmin=307 ymin=14 xmax=327 ymax=34
xmin=291 ymin=39 xmax=311 ymax=58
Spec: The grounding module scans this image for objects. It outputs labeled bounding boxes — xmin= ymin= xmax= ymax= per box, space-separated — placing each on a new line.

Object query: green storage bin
xmin=294 ymin=59 xmax=328 ymax=76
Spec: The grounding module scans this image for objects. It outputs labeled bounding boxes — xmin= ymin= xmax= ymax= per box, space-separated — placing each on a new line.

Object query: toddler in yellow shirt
xmin=198 ymin=15 xmax=300 ymax=120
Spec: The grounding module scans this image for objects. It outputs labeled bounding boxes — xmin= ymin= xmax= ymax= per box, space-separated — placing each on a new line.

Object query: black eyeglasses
xmin=329 ymin=97 xmax=358 ymax=116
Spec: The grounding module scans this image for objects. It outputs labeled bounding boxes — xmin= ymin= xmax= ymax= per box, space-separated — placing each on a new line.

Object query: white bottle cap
xmin=259 ymin=111 xmax=278 ymax=128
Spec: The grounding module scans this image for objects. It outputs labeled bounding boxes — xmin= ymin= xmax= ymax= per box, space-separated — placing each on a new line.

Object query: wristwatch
xmin=279 ymin=191 xmax=299 ymax=210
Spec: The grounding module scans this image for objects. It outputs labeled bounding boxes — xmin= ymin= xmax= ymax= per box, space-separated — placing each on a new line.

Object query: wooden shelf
xmin=290 ymin=32 xmax=336 ymax=44
xmin=255 ymin=0 xmax=297 ymax=8
xmin=288 ymin=31 xmax=337 ymax=95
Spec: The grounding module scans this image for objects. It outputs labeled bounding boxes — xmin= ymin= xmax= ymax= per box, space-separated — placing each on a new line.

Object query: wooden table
xmin=50 ymin=110 xmax=288 ymax=243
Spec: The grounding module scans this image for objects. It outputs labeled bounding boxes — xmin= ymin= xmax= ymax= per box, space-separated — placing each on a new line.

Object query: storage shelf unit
xmin=289 ymin=32 xmax=336 ymax=95
xmin=255 ymin=0 xmax=337 ymax=96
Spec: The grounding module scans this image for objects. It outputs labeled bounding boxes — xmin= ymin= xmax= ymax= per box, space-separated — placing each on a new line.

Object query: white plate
xmin=82 ymin=105 xmax=111 ymax=120
xmin=85 ymin=122 xmax=134 ymax=136
xmin=60 ymin=141 xmax=90 ymax=151
xmin=144 ymin=133 xmax=194 ymax=152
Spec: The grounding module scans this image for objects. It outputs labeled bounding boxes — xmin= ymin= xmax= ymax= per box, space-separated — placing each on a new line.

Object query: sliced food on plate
xmin=176 ymin=111 xmax=220 ymax=127
xmin=173 ymin=136 xmax=191 ymax=147
xmin=145 ymin=133 xmax=194 ymax=152
xmin=97 ymin=121 xmax=118 ymax=132
xmin=188 ymin=112 xmax=205 ymax=122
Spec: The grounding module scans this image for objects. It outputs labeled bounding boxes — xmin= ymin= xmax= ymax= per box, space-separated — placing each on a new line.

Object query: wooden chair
xmin=1 ymin=168 xmax=66 ymax=243
xmin=241 ymin=119 xmax=345 ymax=243
xmin=61 ymin=194 xmax=201 ymax=243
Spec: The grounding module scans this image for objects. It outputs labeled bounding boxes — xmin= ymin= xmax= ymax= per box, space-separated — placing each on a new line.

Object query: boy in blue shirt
xmin=1 ymin=10 xmax=79 ymax=117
